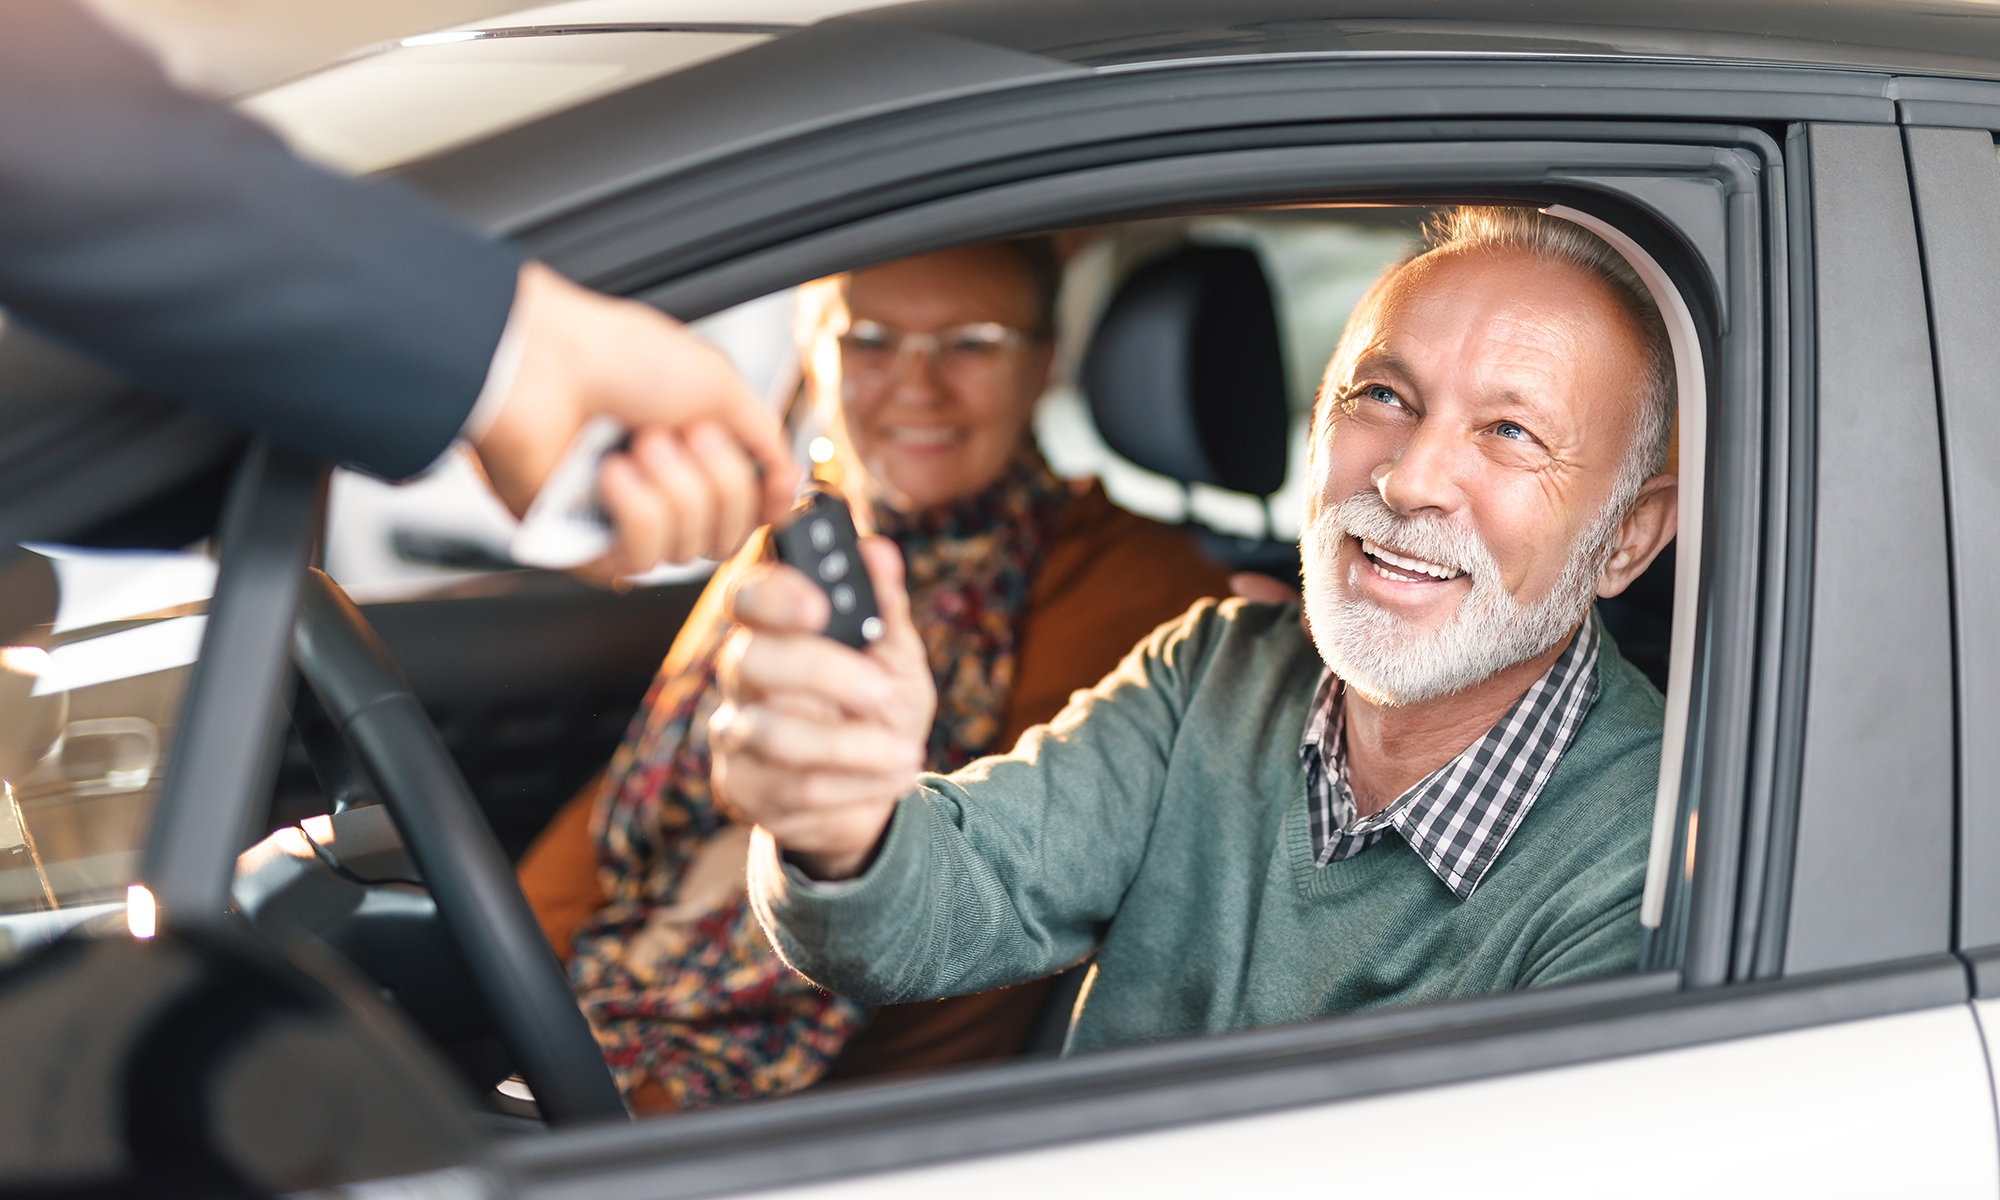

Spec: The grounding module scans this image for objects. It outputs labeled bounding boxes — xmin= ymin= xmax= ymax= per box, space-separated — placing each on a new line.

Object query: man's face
xmin=835 ymin=246 xmax=1053 ymax=513
xmin=1301 ymin=247 xmax=1651 ymax=704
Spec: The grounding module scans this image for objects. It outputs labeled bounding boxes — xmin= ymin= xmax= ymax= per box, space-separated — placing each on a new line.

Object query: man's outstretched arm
xmin=0 ymin=1 xmax=797 ymax=569
xmin=0 ymin=0 xmax=519 ymax=479
xmin=713 ymin=539 xmax=1206 ymax=1002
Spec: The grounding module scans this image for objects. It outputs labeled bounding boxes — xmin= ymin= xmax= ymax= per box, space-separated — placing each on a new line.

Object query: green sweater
xmin=751 ymin=598 xmax=1664 ymax=1054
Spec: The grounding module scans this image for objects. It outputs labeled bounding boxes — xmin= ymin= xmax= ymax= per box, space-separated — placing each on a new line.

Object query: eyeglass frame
xmin=834 ymin=319 xmax=1049 ymax=381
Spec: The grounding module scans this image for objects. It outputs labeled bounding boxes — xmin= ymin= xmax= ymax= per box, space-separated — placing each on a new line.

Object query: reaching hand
xmin=708 ymin=537 xmax=933 ymax=880
xmin=472 ymin=261 xmax=801 ymax=577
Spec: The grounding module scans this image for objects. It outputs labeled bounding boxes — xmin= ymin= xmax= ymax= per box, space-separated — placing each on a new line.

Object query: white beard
xmin=1300 ymin=489 xmax=1622 ymax=706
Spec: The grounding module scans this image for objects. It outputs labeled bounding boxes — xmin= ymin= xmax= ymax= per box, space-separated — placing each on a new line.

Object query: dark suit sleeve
xmin=0 ymin=0 xmax=524 ymax=479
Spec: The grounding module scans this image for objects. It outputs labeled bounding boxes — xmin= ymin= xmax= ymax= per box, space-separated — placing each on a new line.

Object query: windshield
xmin=0 ymin=543 xmax=215 ymax=954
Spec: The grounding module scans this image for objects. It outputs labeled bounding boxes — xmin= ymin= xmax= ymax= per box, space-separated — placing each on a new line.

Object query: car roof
xmin=397 ymin=0 xmax=2000 ymax=79
xmin=404 ymin=0 xmax=888 ymax=33
xmin=868 ymin=0 xmax=2000 ymax=77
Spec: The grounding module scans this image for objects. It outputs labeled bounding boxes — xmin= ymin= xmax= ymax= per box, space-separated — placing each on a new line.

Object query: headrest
xmin=1080 ymin=244 xmax=1291 ymax=498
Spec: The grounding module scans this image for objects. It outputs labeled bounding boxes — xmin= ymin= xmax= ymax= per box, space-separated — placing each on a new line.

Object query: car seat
xmin=1080 ymin=242 xmax=1298 ymax=578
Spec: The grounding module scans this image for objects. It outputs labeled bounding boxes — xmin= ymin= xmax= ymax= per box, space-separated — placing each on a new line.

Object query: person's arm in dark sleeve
xmin=0 ymin=0 xmax=520 ymax=479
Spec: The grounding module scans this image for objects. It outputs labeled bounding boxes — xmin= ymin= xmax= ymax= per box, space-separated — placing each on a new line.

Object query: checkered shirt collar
xmin=1300 ymin=616 xmax=1602 ymax=900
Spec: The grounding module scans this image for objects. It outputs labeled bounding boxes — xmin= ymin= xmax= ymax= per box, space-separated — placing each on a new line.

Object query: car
xmin=4 ymin=0 xmax=2000 ymax=1194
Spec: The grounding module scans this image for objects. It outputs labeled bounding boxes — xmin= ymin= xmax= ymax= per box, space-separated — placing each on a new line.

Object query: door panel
xmin=1785 ymin=123 xmax=1955 ymax=973
xmin=745 ymin=1006 xmax=1998 ymax=1200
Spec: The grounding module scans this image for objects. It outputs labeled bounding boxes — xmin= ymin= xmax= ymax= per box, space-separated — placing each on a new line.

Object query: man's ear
xmin=1597 ymin=474 xmax=1679 ymax=599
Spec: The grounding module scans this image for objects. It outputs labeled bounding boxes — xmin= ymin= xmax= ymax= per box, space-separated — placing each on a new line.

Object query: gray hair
xmin=1321 ymin=206 xmax=1677 ymax=510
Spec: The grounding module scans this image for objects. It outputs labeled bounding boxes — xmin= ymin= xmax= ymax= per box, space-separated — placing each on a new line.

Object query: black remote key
xmin=771 ymin=489 xmax=882 ymax=649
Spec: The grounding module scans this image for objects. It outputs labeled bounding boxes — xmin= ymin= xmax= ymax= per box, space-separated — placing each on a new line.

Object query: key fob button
xmin=860 ymin=616 xmax=883 ymax=641
xmin=810 ymin=519 xmax=835 ymax=551
xmin=832 ymin=583 xmax=857 ymax=613
xmin=818 ymin=549 xmax=849 ymax=582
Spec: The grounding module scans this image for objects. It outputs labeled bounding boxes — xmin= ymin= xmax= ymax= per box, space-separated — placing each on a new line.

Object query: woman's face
xmin=834 ymin=245 xmax=1054 ymax=512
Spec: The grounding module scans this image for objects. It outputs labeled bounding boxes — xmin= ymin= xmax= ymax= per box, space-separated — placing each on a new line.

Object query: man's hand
xmin=709 ymin=537 xmax=933 ymax=880
xmin=473 ymin=262 xmax=801 ymax=576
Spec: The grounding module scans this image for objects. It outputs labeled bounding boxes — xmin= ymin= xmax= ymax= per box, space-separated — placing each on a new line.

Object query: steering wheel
xmin=290 ymin=568 xmax=626 ymax=1127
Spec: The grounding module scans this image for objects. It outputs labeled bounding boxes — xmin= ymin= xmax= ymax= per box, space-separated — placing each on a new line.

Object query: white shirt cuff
xmin=458 ymin=301 xmax=529 ymax=445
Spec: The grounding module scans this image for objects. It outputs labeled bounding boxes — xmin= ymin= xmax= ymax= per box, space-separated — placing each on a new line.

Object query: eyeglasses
xmin=836 ymin=319 xmax=1037 ymax=382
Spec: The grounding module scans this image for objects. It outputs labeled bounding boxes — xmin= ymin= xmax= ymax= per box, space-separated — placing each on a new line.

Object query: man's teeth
xmin=1361 ymin=538 xmax=1464 ymax=581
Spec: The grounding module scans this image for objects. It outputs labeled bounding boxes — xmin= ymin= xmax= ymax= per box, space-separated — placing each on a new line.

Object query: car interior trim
xmin=1542 ymin=204 xmax=1708 ymax=937
xmin=497 ymin=954 xmax=1968 ymax=1200
xmin=143 ymin=442 xmax=325 ymax=919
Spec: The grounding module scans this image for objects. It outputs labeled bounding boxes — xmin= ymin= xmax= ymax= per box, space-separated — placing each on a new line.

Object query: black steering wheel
xmin=290 ymin=568 xmax=626 ymax=1127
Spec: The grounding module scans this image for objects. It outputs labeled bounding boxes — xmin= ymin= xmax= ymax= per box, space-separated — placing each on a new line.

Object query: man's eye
xmin=1495 ymin=420 xmax=1530 ymax=441
xmin=1362 ymin=385 xmax=1402 ymax=407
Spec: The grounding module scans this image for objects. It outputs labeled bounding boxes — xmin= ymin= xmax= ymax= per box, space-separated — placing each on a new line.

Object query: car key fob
xmin=510 ymin=415 xmax=627 ymax=570
xmin=771 ymin=489 xmax=882 ymax=649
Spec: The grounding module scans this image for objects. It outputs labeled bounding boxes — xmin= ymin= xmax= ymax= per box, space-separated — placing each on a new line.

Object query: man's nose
xmin=1373 ymin=421 xmax=1460 ymax=517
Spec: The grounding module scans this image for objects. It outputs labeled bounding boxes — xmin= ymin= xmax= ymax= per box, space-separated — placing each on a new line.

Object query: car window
xmin=0 ymin=543 xmax=216 ymax=956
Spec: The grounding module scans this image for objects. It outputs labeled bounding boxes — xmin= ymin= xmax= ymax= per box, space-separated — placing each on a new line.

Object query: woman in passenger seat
xmin=517 ymin=238 xmax=1231 ymax=1114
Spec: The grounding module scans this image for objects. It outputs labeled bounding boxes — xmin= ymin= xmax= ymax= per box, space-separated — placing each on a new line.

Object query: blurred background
xmin=83 ymin=0 xmax=517 ymax=94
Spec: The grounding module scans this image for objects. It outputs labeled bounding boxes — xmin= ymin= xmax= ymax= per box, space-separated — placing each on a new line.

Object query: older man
xmin=709 ymin=208 xmax=1680 ymax=1050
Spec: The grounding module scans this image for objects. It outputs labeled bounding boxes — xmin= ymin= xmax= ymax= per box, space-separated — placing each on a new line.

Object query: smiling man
xmin=709 ymin=208 xmax=1680 ymax=1050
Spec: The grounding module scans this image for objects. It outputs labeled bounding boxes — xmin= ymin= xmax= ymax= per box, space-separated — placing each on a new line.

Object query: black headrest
xmin=1080 ymin=244 xmax=1291 ymax=498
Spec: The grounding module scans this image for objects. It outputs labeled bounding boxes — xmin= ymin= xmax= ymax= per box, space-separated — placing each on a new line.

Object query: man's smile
xmin=1358 ymin=536 xmax=1468 ymax=585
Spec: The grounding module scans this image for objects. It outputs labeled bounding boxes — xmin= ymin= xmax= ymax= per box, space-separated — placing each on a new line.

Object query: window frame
xmin=466 ymin=116 xmax=1806 ymax=1193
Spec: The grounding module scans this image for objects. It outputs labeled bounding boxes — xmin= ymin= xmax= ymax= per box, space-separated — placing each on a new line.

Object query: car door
xmin=460 ymin=118 xmax=1989 ymax=1200
xmin=248 ymin=19 xmax=1965 ymax=1193
xmin=145 ymin=12 xmax=1995 ymax=1194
